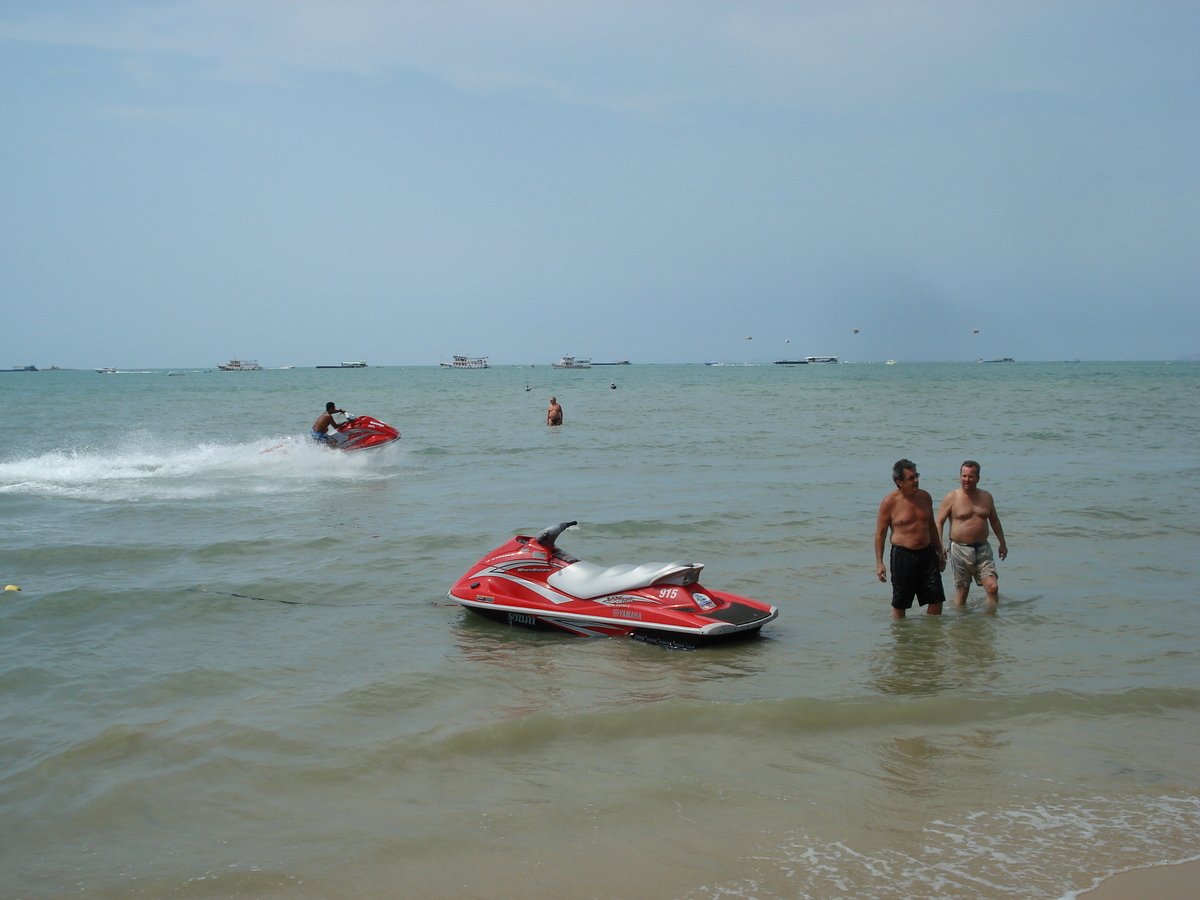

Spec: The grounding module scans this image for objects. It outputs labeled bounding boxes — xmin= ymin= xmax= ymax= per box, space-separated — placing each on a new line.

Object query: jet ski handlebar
xmin=535 ymin=521 xmax=578 ymax=548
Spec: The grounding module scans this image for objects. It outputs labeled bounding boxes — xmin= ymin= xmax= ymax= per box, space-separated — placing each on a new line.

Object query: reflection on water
xmin=870 ymin=619 xmax=948 ymax=695
xmin=870 ymin=608 xmax=1006 ymax=695
xmin=876 ymin=729 xmax=1011 ymax=799
xmin=449 ymin=611 xmax=773 ymax=715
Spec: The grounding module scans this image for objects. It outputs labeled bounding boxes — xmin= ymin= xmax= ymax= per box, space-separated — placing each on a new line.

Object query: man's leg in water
xmin=982 ymin=573 xmax=999 ymax=604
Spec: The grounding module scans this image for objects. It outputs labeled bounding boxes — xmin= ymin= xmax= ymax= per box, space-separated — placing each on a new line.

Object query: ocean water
xmin=1 ymin=361 xmax=1197 ymax=900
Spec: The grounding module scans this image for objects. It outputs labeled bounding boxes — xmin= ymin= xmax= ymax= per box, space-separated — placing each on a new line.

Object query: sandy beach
xmin=1079 ymin=858 xmax=1200 ymax=899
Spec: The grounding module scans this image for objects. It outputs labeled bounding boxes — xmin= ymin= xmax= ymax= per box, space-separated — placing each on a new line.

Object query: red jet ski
xmin=323 ymin=413 xmax=400 ymax=451
xmin=449 ymin=521 xmax=779 ymax=648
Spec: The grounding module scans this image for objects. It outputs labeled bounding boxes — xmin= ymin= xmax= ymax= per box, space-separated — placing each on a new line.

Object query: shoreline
xmin=1074 ymin=858 xmax=1200 ymax=899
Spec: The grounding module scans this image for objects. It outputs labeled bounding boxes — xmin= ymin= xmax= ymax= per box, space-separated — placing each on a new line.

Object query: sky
xmin=1 ymin=1 xmax=1197 ymax=367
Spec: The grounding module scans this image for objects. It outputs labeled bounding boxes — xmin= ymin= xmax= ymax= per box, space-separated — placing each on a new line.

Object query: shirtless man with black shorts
xmin=546 ymin=397 xmax=563 ymax=426
xmin=875 ymin=458 xmax=946 ymax=618
xmin=311 ymin=401 xmax=347 ymax=444
xmin=937 ymin=460 xmax=1008 ymax=605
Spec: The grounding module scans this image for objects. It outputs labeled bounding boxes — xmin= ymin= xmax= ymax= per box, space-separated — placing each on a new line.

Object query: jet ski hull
xmin=449 ymin=524 xmax=778 ymax=648
xmin=329 ymin=415 xmax=400 ymax=451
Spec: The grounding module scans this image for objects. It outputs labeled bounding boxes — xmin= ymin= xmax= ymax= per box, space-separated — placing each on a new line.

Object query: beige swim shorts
xmin=950 ymin=541 xmax=997 ymax=587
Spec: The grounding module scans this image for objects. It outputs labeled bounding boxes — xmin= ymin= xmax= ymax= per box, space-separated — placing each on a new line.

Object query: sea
xmin=1 ymin=361 xmax=1197 ymax=900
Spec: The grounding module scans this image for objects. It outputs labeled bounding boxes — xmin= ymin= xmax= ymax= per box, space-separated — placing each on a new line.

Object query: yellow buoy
xmin=4 ymin=585 xmax=21 ymax=592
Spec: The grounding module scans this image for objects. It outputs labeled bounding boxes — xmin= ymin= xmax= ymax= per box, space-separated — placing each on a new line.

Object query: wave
xmin=376 ymin=686 xmax=1200 ymax=763
xmin=696 ymin=795 xmax=1200 ymax=900
xmin=0 ymin=437 xmax=401 ymax=502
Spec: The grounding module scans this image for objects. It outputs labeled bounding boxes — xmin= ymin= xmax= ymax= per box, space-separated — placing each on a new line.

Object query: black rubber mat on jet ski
xmin=704 ymin=602 xmax=771 ymax=625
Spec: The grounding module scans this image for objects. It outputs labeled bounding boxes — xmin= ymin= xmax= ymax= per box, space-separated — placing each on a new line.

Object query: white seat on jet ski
xmin=548 ymin=560 xmax=703 ymax=600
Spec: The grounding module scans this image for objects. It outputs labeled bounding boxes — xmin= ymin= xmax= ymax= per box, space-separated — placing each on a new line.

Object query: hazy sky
xmin=2 ymin=1 xmax=1197 ymax=367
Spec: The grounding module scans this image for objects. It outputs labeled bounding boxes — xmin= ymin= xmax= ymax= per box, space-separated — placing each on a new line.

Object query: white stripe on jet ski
xmin=475 ymin=569 xmax=575 ymax=605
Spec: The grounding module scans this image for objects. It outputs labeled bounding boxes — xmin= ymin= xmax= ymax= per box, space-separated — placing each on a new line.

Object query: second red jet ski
xmin=449 ymin=521 xmax=779 ymax=648
xmin=321 ymin=412 xmax=400 ymax=451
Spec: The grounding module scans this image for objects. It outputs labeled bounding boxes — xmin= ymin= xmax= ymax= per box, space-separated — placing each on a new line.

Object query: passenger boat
xmin=805 ymin=356 xmax=839 ymax=364
xmin=440 ymin=356 xmax=490 ymax=369
xmin=218 ymin=358 xmax=262 ymax=371
xmin=552 ymin=357 xmax=591 ymax=369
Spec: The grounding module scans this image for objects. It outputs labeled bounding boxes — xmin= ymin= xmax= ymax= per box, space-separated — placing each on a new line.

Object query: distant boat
xmin=591 ymin=360 xmax=631 ymax=366
xmin=440 ymin=356 xmax=489 ymax=369
xmin=317 ymin=361 xmax=368 ymax=368
xmin=7 ymin=364 xmax=38 ymax=372
xmin=773 ymin=359 xmax=809 ymax=365
xmin=886 ymin=360 xmax=897 ymax=365
xmin=218 ymin=358 xmax=262 ymax=371
xmin=552 ymin=357 xmax=591 ymax=369
xmin=806 ymin=356 xmax=839 ymax=364
xmin=95 ymin=367 xmax=118 ymax=374
xmin=979 ymin=357 xmax=1015 ymax=363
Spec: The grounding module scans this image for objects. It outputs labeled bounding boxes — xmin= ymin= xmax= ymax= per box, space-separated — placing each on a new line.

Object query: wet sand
xmin=1079 ymin=858 xmax=1200 ymax=899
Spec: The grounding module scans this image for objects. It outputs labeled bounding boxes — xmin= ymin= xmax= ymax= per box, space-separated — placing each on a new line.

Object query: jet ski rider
xmin=311 ymin=401 xmax=347 ymax=445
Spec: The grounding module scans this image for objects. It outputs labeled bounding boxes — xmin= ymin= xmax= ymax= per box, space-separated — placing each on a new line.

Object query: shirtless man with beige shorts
xmin=936 ymin=460 xmax=1008 ymax=605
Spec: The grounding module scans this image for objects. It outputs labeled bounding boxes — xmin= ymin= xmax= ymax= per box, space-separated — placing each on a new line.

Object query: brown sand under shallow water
xmin=1080 ymin=858 xmax=1200 ymax=899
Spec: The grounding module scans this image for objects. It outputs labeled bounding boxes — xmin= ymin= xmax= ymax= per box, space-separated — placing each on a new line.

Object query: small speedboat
xmin=448 ymin=522 xmax=779 ymax=648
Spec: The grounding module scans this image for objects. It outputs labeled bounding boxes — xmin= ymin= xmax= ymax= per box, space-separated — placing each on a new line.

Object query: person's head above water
xmin=326 ymin=402 xmax=337 ymax=412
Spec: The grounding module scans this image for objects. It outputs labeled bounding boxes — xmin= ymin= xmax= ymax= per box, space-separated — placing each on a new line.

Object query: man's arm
xmin=875 ymin=499 xmax=891 ymax=582
xmin=936 ymin=492 xmax=954 ymax=546
xmin=925 ymin=493 xmax=947 ymax=571
xmin=987 ymin=496 xmax=1007 ymax=560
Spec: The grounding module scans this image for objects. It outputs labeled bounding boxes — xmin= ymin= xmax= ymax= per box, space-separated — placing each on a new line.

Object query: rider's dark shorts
xmin=890 ymin=544 xmax=946 ymax=610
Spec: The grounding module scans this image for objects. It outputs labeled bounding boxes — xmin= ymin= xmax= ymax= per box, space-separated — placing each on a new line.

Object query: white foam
xmin=689 ymin=794 xmax=1200 ymax=900
xmin=0 ymin=436 xmax=402 ymax=502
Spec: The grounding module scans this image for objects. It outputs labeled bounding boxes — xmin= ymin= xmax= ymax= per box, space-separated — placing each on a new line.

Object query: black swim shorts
xmin=889 ymin=544 xmax=946 ymax=610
